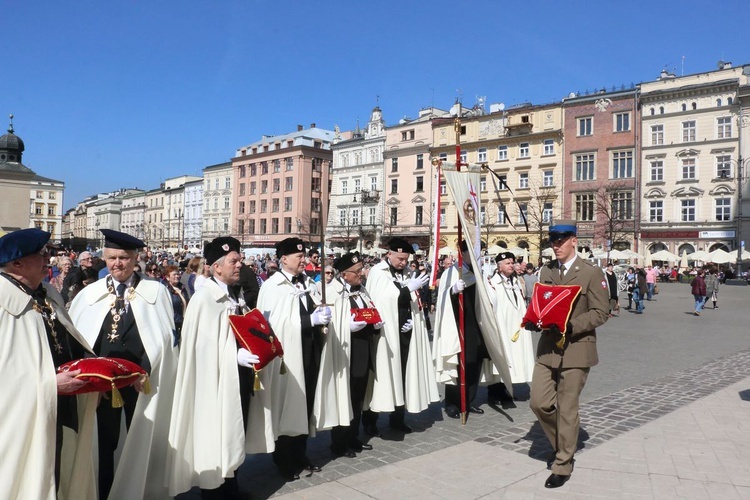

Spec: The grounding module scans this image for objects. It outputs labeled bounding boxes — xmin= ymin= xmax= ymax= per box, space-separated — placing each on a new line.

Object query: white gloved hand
xmin=350 ymin=314 xmax=368 ymax=333
xmin=400 ymin=319 xmax=413 ymax=333
xmin=374 ymin=321 xmax=385 ymax=330
xmin=311 ymin=306 xmax=332 ymax=326
xmin=237 ymin=348 xmax=260 ymax=368
xmin=451 ymin=279 xmax=466 ymax=295
xmin=406 ymin=273 xmax=430 ymax=292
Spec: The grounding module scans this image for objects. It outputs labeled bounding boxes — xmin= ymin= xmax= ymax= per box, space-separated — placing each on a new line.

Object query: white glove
xmin=374 ymin=321 xmax=385 ymax=330
xmin=237 ymin=348 xmax=260 ymax=368
xmin=311 ymin=306 xmax=332 ymax=326
xmin=350 ymin=314 xmax=368 ymax=333
xmin=400 ymin=319 xmax=413 ymax=333
xmin=406 ymin=273 xmax=430 ymax=292
xmin=451 ymin=279 xmax=466 ymax=295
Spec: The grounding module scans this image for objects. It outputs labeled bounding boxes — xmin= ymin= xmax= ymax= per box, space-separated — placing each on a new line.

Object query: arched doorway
xmin=709 ymin=243 xmax=730 ymax=252
xmin=495 ymin=240 xmax=508 ymax=248
xmin=614 ymin=241 xmax=631 ymax=250
xmin=677 ymin=243 xmax=695 ymax=255
xmin=517 ymin=240 xmax=529 ymax=249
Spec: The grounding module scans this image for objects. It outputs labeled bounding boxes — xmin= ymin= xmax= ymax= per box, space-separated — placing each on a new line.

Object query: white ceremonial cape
xmin=256 ymin=271 xmax=326 ymax=437
xmin=69 ymin=278 xmax=178 ymax=500
xmin=432 ymin=265 xmax=503 ymax=386
xmin=441 ymin=166 xmax=515 ymax=395
xmin=312 ymin=278 xmax=357 ymax=430
xmin=366 ymin=260 xmax=439 ymax=413
xmin=0 ymin=278 xmax=97 ymax=500
xmin=166 ymin=278 xmax=272 ymax=495
xmin=488 ymin=273 xmax=535 ymax=383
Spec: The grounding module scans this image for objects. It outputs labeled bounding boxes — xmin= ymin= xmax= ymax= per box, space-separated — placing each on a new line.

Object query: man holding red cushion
xmin=69 ymin=229 xmax=177 ymax=500
xmin=167 ymin=236 xmax=263 ymax=499
xmin=528 ymin=220 xmax=609 ymax=489
xmin=0 ymin=228 xmax=96 ymax=499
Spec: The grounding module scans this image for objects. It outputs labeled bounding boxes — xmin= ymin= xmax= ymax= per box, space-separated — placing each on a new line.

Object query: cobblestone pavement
xmin=177 ymin=281 xmax=750 ymax=499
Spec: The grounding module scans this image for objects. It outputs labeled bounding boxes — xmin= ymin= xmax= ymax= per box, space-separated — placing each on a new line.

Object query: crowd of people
xmin=2 ymin=219 xmax=616 ymax=498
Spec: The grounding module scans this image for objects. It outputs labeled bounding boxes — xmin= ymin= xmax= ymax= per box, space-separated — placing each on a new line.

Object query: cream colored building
xmin=120 ymin=190 xmax=147 ymax=242
xmin=202 ymin=162 xmax=234 ymax=243
xmin=431 ymin=102 xmax=563 ymax=260
xmin=162 ymin=175 xmax=201 ymax=249
xmin=640 ymin=64 xmax=750 ymax=258
xmin=30 ymin=175 xmax=65 ymax=241
xmin=145 ymin=187 xmax=166 ymax=248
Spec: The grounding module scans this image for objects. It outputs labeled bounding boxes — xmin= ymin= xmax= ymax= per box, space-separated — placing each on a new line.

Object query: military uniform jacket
xmin=537 ymin=257 xmax=609 ymax=369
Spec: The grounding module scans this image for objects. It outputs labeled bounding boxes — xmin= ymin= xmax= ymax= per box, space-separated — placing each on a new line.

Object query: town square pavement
xmin=180 ymin=278 xmax=750 ymax=499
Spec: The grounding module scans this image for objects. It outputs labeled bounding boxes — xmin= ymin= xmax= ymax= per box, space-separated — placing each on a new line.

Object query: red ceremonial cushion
xmin=57 ymin=357 xmax=147 ymax=395
xmin=351 ymin=307 xmax=382 ymax=325
xmin=522 ymin=283 xmax=582 ymax=334
xmin=228 ymin=309 xmax=284 ymax=371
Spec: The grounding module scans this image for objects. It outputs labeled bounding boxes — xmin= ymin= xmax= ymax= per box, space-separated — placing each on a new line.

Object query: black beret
xmin=101 ymin=229 xmax=146 ymax=250
xmin=387 ymin=237 xmax=414 ymax=254
xmin=275 ymin=237 xmax=306 ymax=258
xmin=495 ymin=251 xmax=516 ymax=262
xmin=0 ymin=228 xmax=51 ymax=265
xmin=204 ymin=236 xmax=241 ymax=265
xmin=333 ymin=252 xmax=362 ymax=272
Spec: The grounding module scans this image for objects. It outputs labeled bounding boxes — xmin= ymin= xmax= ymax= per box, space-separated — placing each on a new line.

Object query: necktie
xmin=117 ymin=283 xmax=127 ymax=298
xmin=559 ymin=264 xmax=566 ymax=281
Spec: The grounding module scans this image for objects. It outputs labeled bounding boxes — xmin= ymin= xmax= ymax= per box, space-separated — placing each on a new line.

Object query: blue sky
xmin=2 ymin=0 xmax=746 ymax=211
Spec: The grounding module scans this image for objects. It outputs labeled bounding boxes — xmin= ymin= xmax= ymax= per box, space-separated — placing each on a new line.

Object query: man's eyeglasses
xmin=324 ymin=271 xmax=334 ymax=275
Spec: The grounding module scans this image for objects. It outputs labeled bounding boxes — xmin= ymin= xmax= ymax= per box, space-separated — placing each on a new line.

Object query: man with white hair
xmin=69 ymin=229 xmax=177 ymax=500
xmin=61 ymin=250 xmax=94 ymax=304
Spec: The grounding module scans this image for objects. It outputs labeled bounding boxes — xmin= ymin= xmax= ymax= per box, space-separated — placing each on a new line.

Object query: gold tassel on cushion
xmin=253 ymin=369 xmax=262 ymax=391
xmin=110 ymin=383 xmax=124 ymax=408
xmin=279 ymin=359 xmax=287 ymax=375
xmin=142 ymin=376 xmax=152 ymax=395
xmin=511 ymin=329 xmax=520 ymax=342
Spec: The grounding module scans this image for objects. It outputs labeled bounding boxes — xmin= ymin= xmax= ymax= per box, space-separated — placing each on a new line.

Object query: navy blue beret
xmin=101 ymin=229 xmax=146 ymax=250
xmin=0 ymin=228 xmax=51 ymax=265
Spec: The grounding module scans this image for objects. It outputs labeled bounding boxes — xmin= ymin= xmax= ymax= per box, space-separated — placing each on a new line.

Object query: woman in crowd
xmin=162 ymin=265 xmax=189 ymax=345
xmin=50 ymin=256 xmax=72 ymax=293
xmin=182 ymin=256 xmax=202 ymax=297
xmin=704 ymin=266 xmax=719 ymax=309
xmin=691 ymin=269 xmax=707 ymax=316
xmin=193 ymin=258 xmax=211 ymax=292
xmin=625 ymin=267 xmax=636 ymax=310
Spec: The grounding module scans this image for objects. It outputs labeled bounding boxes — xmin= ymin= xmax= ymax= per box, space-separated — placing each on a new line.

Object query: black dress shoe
xmin=363 ymin=424 xmax=381 ymax=437
xmin=276 ymin=467 xmax=300 ymax=481
xmin=304 ymin=463 xmax=322 ymax=472
xmin=391 ymin=422 xmax=413 ymax=434
xmin=445 ymin=406 xmax=460 ymax=419
xmin=349 ymin=440 xmax=373 ymax=451
xmin=544 ymin=473 xmax=570 ymax=488
xmin=468 ymin=406 xmax=484 ymax=414
xmin=330 ymin=446 xmax=356 ymax=458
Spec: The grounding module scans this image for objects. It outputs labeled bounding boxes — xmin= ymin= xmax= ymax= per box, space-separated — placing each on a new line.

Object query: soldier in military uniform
xmin=527 ymin=220 xmax=609 ymax=489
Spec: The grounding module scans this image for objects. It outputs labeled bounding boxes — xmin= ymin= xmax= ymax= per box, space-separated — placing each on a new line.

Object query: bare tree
xmin=481 ymin=205 xmax=499 ymax=248
xmin=593 ymin=180 xmax=637 ymax=260
xmin=382 ymin=200 xmax=409 ymax=240
xmin=522 ymin=181 xmax=559 ymax=265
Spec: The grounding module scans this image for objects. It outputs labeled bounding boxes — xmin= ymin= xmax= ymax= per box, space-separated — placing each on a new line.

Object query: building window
xmin=543 ymin=170 xmax=554 ymax=187
xmin=416 ymin=176 xmax=424 ymax=192
xmin=681 ymin=158 xmax=696 ymax=180
xmin=391 ymin=179 xmax=398 ymax=194
xmin=498 ymin=175 xmax=507 ymax=190
xmin=214 ymin=179 xmax=219 ymax=190
xmin=261 ymin=180 xmax=268 ymax=194
xmin=238 ymin=201 xmax=245 ymax=214
xmin=238 ymin=219 xmax=245 ymax=234
xmin=391 ymin=158 xmax=398 ymax=172
xmin=716 ymin=198 xmax=731 ymax=221
xmin=480 ymin=176 xmax=487 ymax=192
xmin=286 ymin=158 xmax=294 ymax=171
xmin=681 ymin=199 xmax=696 ymax=222
xmin=272 ymin=179 xmax=280 ymax=192
xmin=285 ymin=177 xmax=293 ymax=191
xmin=612 ymin=150 xmax=633 ymax=178
xmin=401 ymin=130 xmax=415 ymax=141
xmin=250 ymin=182 xmax=256 ymax=195
xmin=576 ymin=194 xmax=595 ymax=221
xmin=284 ymin=197 xmax=292 ymax=211
xmin=439 ymin=152 xmax=448 ymax=163
xmin=519 ymin=142 xmax=530 ymax=158
xmin=416 ymin=154 xmax=424 ymax=169
xmin=369 ymin=208 xmax=376 ymax=225
xmin=311 ymin=198 xmax=321 ymax=212
xmin=543 ymin=139 xmax=554 ymax=155
xmin=248 ymin=219 xmax=255 ymax=234
xmin=611 ymin=191 xmax=634 ymax=220
xmin=272 ymin=199 xmax=279 ymax=212
xmin=440 ymin=180 xmax=447 ymax=195
xmin=717 ymin=116 xmax=732 ymax=139
xmin=650 ymin=160 xmax=664 ymax=181
xmin=271 ymin=218 xmax=278 ymax=234
xmin=717 ymin=155 xmax=731 ymax=178
xmin=575 ymin=154 xmax=595 ymax=181
xmin=354 ymin=179 xmax=361 ymax=192
xmin=47 ymin=205 xmax=56 ymax=216
xmin=311 ymin=178 xmax=321 ymax=191
xmin=224 ymin=197 xmax=230 ymax=209
xmin=578 ymin=117 xmax=593 ymax=136
xmin=225 ymin=177 xmax=231 ymax=189
xmin=543 ymin=203 xmax=553 ymax=223
xmin=517 ymin=203 xmax=528 ymax=224
xmin=370 ymin=177 xmax=378 ymax=191
xmin=497 ymin=145 xmax=508 ymax=160
xmin=273 ymin=160 xmax=281 ymax=173
xmin=341 ymin=180 xmax=348 ymax=194
xmin=477 ymin=148 xmax=487 ymax=162
xmin=649 ymin=200 xmax=663 ymax=222
xmin=339 ymin=209 xmax=347 ymax=226
xmin=682 ymin=120 xmax=696 ymax=142
xmin=460 ymin=150 xmax=467 ymax=163
xmin=390 ymin=207 xmax=398 ymax=226
xmin=351 ymin=209 xmax=359 ymax=225
xmin=480 ymin=206 xmax=486 ymax=225
xmin=651 ymin=124 xmax=664 ymax=145
xmin=519 ymin=172 xmax=529 ymax=189
xmin=223 ymin=218 xmax=229 ymax=231
xmin=240 ymin=165 xmax=246 ymax=178
xmin=284 ymin=217 xmax=292 ymax=233
xmin=250 ymin=164 xmax=257 ymax=176
xmin=36 ymin=190 xmax=44 ymax=199
xmin=415 ymin=206 xmax=423 ymax=225
xmin=260 ymin=219 xmax=267 ymax=233
xmin=440 ymin=208 xmax=447 ymax=227
xmin=239 ymin=183 xmax=245 ymax=196
xmin=249 ymin=201 xmax=256 ymax=213
xmin=261 ymin=162 xmax=268 ymax=175
xmin=49 ymin=192 xmax=55 ymax=200
xmin=615 ymin=112 xmax=630 ymax=132
xmin=260 ymin=200 xmax=267 ymax=213
xmin=497 ymin=205 xmax=505 ymax=224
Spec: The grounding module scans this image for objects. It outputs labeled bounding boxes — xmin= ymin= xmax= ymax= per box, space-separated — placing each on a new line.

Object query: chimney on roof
xmin=297 ymin=125 xmax=303 ymax=131
xmin=310 ymin=123 xmax=316 ymax=128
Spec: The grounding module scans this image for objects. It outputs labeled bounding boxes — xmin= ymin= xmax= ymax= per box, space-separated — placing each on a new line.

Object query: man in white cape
xmin=69 ymin=229 xmax=177 ymax=500
xmin=365 ymin=237 xmax=439 ymax=434
xmin=0 ymin=228 xmax=97 ymax=500
xmin=256 ymin=237 xmax=331 ymax=480
xmin=487 ymin=251 xmax=535 ymax=385
xmin=167 ymin=236 xmax=265 ymax=498
xmin=313 ymin=253 xmax=380 ymax=457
